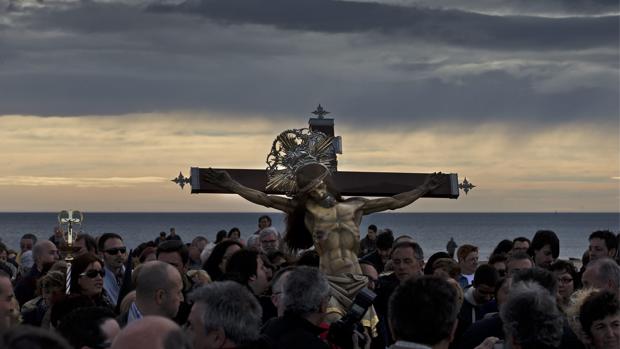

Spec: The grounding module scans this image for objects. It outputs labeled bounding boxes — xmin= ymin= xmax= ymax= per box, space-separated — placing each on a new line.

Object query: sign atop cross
xmin=174 ymin=106 xmax=473 ymax=198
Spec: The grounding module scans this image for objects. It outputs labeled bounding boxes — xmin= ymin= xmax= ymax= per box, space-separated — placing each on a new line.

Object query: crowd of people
xmin=0 ymin=215 xmax=618 ymax=349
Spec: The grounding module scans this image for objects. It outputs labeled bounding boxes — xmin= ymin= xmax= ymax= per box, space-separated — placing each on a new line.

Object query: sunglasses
xmin=80 ymin=269 xmax=105 ymax=278
xmin=104 ymin=247 xmax=127 ymax=255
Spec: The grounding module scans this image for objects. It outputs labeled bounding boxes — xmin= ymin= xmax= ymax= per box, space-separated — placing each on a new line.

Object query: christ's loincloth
xmin=325 ymin=273 xmax=379 ymax=336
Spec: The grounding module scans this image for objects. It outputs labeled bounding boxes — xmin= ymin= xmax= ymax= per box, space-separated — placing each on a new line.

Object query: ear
xmin=610 ymin=248 xmax=617 ymax=258
xmin=155 ymin=289 xmax=166 ymax=305
xmin=206 ymin=327 xmax=226 ymax=348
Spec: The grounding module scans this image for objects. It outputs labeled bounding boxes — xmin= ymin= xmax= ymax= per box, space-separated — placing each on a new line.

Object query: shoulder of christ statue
xmin=173 ymin=105 xmax=470 ymax=199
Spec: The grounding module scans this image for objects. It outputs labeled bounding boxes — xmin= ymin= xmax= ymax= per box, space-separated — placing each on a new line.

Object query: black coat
xmin=261 ymin=314 xmax=329 ymax=349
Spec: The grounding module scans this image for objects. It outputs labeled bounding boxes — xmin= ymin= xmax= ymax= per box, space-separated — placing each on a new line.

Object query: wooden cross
xmin=174 ymin=106 xmax=468 ymax=199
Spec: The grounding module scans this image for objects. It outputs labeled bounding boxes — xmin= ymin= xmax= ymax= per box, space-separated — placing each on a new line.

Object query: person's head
xmin=367 ymin=225 xmax=378 ymax=240
xmin=488 ymin=253 xmax=508 ymax=278
xmin=139 ymin=247 xmax=157 ymax=264
xmin=39 ymin=271 xmax=65 ymax=305
xmin=511 ymin=237 xmax=531 ymax=255
xmin=270 ymin=266 xmax=296 ymax=316
xmin=457 ymin=244 xmax=479 ymax=275
xmin=169 ymin=228 xmax=176 ymax=236
xmin=0 ymin=325 xmax=72 ymax=349
xmin=512 ymin=267 xmax=559 ymax=297
xmin=492 ymin=239 xmax=513 ymax=257
xmin=506 ymin=251 xmax=534 ymax=275
xmin=424 ymin=252 xmax=451 ymax=276
xmin=189 ymin=281 xmax=262 ymax=349
xmin=390 ymin=241 xmax=424 ymax=282
xmin=214 ymin=230 xmax=228 ymax=244
xmin=159 ymin=231 xmax=166 ymax=239
xmin=282 ymin=266 xmax=330 ymax=322
xmin=156 ymin=240 xmax=189 ymax=275
xmin=359 ymin=261 xmax=379 ymax=290
xmin=19 ymin=234 xmax=37 ymax=253
xmin=57 ymin=306 xmax=120 ymax=349
xmin=75 ymin=234 xmax=98 ymax=255
xmin=582 ymin=257 xmax=620 ymax=294
xmin=258 ymin=215 xmax=272 ymax=230
xmin=258 ymin=227 xmax=279 ymax=254
xmin=579 ymin=290 xmax=620 ymax=349
xmin=53 ymin=226 xmax=64 ymax=238
xmin=0 ymin=244 xmax=7 ymax=263
xmin=375 ymin=230 xmax=395 ymax=263
xmin=227 ymin=228 xmax=241 ymax=240
xmin=472 ymin=264 xmax=499 ymax=304
xmin=71 ymin=253 xmax=105 ymax=297
xmin=589 ymin=230 xmax=618 ymax=262
xmin=111 ymin=316 xmax=189 ymax=349
xmin=295 ymin=163 xmax=335 ymax=203
xmin=32 ymin=240 xmax=59 ymax=271
xmin=389 ymin=276 xmax=459 ymax=347
xmin=431 ymin=258 xmax=461 ymax=280
xmin=267 ymin=250 xmax=288 ymax=268
xmin=98 ymin=233 xmax=127 ymax=271
xmin=549 ymin=260 xmax=579 ymax=304
xmin=191 ymin=236 xmax=208 ymax=252
xmin=501 ymin=281 xmax=563 ymax=349
xmin=225 ymin=249 xmax=268 ymax=295
xmin=203 ymin=240 xmax=242 ymax=281
xmin=529 ymin=230 xmax=559 ymax=269
xmin=0 ymin=271 xmax=15 ymax=333
xmin=135 ymin=261 xmax=184 ymax=319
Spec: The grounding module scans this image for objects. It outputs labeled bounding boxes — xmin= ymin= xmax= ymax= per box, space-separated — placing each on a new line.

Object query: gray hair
xmin=136 ymin=261 xmax=178 ymax=299
xmin=587 ymin=257 xmax=620 ymax=289
xmin=501 ymin=281 xmax=563 ymax=349
xmin=190 ymin=281 xmax=262 ymax=346
xmin=259 ymin=227 xmax=278 ymax=240
xmin=282 ymin=266 xmax=330 ymax=316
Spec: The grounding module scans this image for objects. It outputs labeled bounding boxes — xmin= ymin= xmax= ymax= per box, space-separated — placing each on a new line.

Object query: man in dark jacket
xmin=262 ymin=266 xmax=330 ymax=349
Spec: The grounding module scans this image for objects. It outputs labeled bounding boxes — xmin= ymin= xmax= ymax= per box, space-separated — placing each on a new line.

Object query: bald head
xmin=111 ymin=316 xmax=189 ymax=349
xmin=135 ymin=261 xmax=184 ymax=319
xmin=32 ymin=240 xmax=58 ymax=270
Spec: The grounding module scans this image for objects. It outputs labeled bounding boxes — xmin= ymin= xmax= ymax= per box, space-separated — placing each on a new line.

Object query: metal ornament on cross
xmin=58 ymin=210 xmax=83 ymax=295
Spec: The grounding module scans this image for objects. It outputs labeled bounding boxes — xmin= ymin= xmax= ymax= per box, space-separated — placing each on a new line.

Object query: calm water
xmin=0 ymin=212 xmax=617 ymax=259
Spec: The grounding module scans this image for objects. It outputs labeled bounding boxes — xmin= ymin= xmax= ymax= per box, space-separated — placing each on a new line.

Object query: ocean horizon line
xmin=1 ymin=211 xmax=618 ymax=214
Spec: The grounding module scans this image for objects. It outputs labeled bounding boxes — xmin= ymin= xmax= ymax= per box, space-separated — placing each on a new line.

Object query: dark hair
xmin=203 ymin=240 xmax=242 ymax=281
xmin=489 ymin=253 xmax=508 ymax=266
xmin=368 ymin=224 xmax=378 ymax=233
xmin=492 ymin=239 xmax=513 ymax=256
xmin=156 ymin=240 xmax=189 ymax=266
xmin=21 ymin=233 xmax=38 ymax=243
xmin=473 ymin=264 xmax=499 ymax=288
xmin=389 ymin=276 xmax=459 ymax=345
xmin=513 ymin=267 xmax=558 ymax=295
xmin=225 ymin=249 xmax=259 ymax=286
xmin=97 ymin=233 xmax=123 ymax=252
xmin=296 ymin=250 xmax=320 ymax=267
xmin=579 ymin=290 xmax=619 ymax=339
xmin=589 ymin=230 xmax=618 ymax=251
xmin=376 ymin=231 xmax=395 ymax=250
xmin=258 ymin=215 xmax=272 ymax=224
xmin=0 ymin=242 xmax=6 ymax=254
xmin=215 ymin=230 xmax=228 ymax=244
xmin=0 ymin=325 xmax=72 ymax=349
xmin=513 ymin=236 xmax=530 ymax=245
xmin=457 ymin=244 xmax=478 ymax=261
xmin=56 ymin=306 xmax=116 ymax=349
xmin=228 ymin=227 xmax=241 ymax=238
xmin=70 ymin=253 xmax=103 ymax=294
xmin=550 ymin=259 xmax=581 ymax=289
xmin=424 ymin=252 xmax=451 ymax=275
xmin=390 ymin=241 xmax=424 ymax=260
xmin=267 ymin=250 xmax=288 ymax=265
xmin=529 ymin=230 xmax=560 ymax=259
xmin=76 ymin=234 xmax=98 ymax=254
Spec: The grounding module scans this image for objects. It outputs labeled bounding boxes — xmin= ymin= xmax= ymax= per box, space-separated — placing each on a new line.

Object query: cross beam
xmin=188 ymin=168 xmax=459 ymax=198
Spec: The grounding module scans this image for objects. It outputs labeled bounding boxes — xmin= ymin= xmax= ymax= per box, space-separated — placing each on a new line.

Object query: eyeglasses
xmin=104 ymin=247 xmax=126 ymax=255
xmin=558 ymin=277 xmax=573 ymax=284
xmin=261 ymin=240 xmax=277 ymax=244
xmin=80 ymin=269 xmax=105 ymax=278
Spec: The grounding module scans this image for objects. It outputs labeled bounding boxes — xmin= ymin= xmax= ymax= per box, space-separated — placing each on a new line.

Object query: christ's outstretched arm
xmin=204 ymin=168 xmax=296 ymax=213
xmin=360 ymin=172 xmax=444 ymax=215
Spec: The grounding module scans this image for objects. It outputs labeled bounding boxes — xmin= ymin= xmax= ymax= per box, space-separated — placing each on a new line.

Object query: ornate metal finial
xmin=265 ymin=128 xmax=337 ymax=195
xmin=172 ymin=172 xmax=191 ymax=189
xmin=311 ymin=104 xmax=330 ymax=119
xmin=459 ymin=177 xmax=476 ymax=195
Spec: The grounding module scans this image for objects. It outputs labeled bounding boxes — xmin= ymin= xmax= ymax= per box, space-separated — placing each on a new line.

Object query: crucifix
xmin=173 ymin=105 xmax=473 ymax=324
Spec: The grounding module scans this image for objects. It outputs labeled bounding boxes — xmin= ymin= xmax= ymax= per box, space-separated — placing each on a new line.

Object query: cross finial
xmin=312 ymin=104 xmax=330 ymax=119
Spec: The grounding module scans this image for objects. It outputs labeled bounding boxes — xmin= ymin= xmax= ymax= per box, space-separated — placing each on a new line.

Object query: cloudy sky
xmin=0 ymin=0 xmax=618 ymax=212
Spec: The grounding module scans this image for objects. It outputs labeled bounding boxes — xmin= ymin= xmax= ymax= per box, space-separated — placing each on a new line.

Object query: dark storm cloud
xmin=148 ymin=0 xmax=619 ymax=51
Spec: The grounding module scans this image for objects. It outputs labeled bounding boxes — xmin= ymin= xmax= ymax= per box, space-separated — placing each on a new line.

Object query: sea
xmin=0 ymin=212 xmax=618 ymax=260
